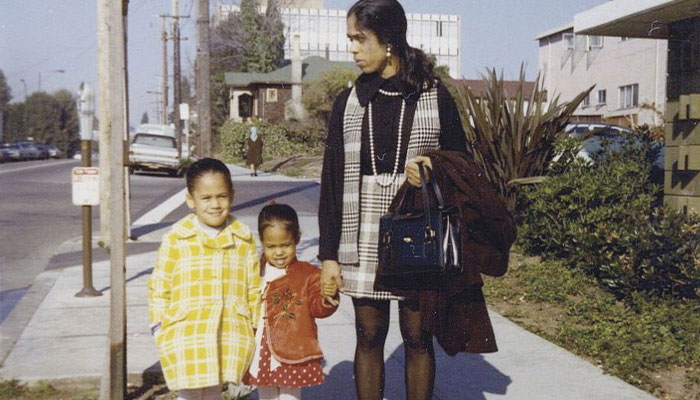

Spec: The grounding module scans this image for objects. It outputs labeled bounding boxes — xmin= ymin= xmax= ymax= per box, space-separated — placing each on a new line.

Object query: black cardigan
xmin=318 ymin=73 xmax=468 ymax=261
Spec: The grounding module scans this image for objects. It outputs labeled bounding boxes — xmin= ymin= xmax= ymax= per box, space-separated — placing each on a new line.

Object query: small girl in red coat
xmin=244 ymin=203 xmax=339 ymax=400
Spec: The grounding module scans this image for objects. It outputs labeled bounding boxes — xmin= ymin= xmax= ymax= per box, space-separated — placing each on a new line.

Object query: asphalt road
xmin=0 ymin=159 xmax=185 ymax=321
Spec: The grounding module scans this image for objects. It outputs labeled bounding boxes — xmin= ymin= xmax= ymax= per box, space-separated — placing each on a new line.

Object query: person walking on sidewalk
xmin=244 ymin=203 xmax=339 ymax=400
xmin=318 ymin=0 xmax=468 ymax=399
xmin=247 ymin=116 xmax=263 ymax=177
xmin=148 ymin=158 xmax=262 ymax=400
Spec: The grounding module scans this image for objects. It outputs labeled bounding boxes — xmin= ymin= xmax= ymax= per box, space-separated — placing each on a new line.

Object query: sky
xmin=1 ymin=0 xmax=605 ymax=127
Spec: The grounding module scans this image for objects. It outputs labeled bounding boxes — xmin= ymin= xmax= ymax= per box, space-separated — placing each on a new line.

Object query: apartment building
xmin=537 ymin=23 xmax=667 ymax=127
xmin=214 ymin=2 xmax=462 ymax=77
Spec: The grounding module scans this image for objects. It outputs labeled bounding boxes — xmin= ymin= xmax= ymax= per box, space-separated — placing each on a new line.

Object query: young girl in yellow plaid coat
xmin=148 ymin=158 xmax=261 ymax=399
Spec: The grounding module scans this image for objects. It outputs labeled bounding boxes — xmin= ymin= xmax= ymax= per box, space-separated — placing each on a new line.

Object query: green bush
xmin=216 ymin=120 xmax=323 ymax=163
xmin=519 ymin=131 xmax=699 ymax=299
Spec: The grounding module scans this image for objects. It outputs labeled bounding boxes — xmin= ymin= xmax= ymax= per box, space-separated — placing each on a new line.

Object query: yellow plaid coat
xmin=148 ymin=214 xmax=261 ymax=390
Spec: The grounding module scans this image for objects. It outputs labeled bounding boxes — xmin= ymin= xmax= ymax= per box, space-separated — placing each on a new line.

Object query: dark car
xmin=35 ymin=143 xmax=50 ymax=159
xmin=16 ymin=141 xmax=42 ymax=160
xmin=1 ymin=144 xmax=22 ymax=162
xmin=47 ymin=144 xmax=62 ymax=158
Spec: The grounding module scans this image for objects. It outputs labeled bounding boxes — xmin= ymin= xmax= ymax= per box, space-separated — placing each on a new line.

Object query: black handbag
xmin=376 ymin=163 xmax=462 ymax=283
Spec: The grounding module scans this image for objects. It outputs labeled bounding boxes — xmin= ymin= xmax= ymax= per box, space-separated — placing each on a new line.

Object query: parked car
xmin=47 ymin=144 xmax=62 ymax=158
xmin=35 ymin=143 xmax=50 ymax=159
xmin=72 ymin=149 xmax=98 ymax=161
xmin=0 ymin=144 xmax=22 ymax=162
xmin=129 ymin=128 xmax=181 ymax=176
xmin=16 ymin=141 xmax=42 ymax=160
xmin=558 ymin=122 xmax=663 ymax=168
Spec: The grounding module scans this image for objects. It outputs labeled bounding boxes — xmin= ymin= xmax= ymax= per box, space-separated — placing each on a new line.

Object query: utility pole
xmin=97 ymin=0 xmax=128 ymax=398
xmin=197 ymin=0 xmax=212 ymax=157
xmin=160 ymin=16 xmax=169 ymax=124
xmin=172 ymin=0 xmax=183 ymax=157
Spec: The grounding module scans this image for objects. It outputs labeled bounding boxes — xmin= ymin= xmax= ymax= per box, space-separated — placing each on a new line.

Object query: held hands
xmin=405 ymin=156 xmax=433 ymax=187
xmin=321 ymin=260 xmax=342 ymax=307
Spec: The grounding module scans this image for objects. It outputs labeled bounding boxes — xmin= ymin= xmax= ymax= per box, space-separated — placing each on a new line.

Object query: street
xmin=0 ymin=159 xmax=186 ymax=321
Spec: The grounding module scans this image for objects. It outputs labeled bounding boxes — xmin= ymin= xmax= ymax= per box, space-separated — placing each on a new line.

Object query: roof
xmin=535 ymin=23 xmax=574 ymax=40
xmin=574 ymin=0 xmax=696 ymax=38
xmin=447 ymin=78 xmax=538 ymax=98
xmin=225 ymin=56 xmax=359 ymax=87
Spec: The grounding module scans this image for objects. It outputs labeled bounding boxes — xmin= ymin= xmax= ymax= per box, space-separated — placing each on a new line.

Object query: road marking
xmin=0 ymin=159 xmax=76 ymax=175
xmin=132 ymin=186 xmax=188 ymax=226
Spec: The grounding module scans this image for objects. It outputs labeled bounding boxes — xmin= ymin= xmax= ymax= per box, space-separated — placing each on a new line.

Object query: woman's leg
xmin=399 ymin=300 xmax=435 ymax=400
xmin=352 ymin=297 xmax=391 ymax=400
xmin=258 ymin=386 xmax=280 ymax=400
xmin=278 ymin=386 xmax=302 ymax=400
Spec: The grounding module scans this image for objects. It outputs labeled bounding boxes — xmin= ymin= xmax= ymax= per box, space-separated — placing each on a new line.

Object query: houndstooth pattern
xmin=339 ymin=85 xmax=441 ymax=299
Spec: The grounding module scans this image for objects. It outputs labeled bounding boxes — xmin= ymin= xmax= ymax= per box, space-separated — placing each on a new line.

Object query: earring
xmin=386 ymin=45 xmax=391 ymax=58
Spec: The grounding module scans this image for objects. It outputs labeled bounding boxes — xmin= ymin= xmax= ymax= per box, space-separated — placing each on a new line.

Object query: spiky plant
xmin=448 ymin=66 xmax=592 ymax=214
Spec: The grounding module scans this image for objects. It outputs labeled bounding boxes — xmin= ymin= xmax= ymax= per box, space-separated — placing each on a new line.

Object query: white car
xmin=129 ymin=129 xmax=181 ymax=177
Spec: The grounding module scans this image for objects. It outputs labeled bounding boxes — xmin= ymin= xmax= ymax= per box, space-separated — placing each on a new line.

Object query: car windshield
xmin=133 ymin=134 xmax=176 ymax=148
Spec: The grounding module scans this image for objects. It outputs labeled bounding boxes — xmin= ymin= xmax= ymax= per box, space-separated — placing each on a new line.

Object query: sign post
xmin=75 ymin=83 xmax=101 ymax=298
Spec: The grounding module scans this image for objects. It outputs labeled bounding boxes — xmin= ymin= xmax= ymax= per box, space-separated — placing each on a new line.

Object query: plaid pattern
xmin=340 ymin=85 xmax=441 ymax=300
xmin=148 ymin=214 xmax=262 ymax=391
xmin=338 ymin=87 xmax=363 ymax=264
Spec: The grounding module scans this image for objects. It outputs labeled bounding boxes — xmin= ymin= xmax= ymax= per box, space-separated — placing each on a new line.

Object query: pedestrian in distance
xmin=148 ymin=158 xmax=262 ymax=400
xmin=247 ymin=115 xmax=263 ymax=177
xmin=244 ymin=203 xmax=339 ymax=400
xmin=318 ymin=0 xmax=469 ymax=399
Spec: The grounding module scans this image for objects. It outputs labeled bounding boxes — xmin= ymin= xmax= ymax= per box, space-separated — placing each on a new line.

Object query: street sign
xmin=180 ymin=103 xmax=189 ymax=120
xmin=72 ymin=167 xmax=100 ymax=206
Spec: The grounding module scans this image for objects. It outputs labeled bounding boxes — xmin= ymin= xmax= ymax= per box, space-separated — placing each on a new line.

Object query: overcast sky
xmin=1 ymin=0 xmax=605 ymax=127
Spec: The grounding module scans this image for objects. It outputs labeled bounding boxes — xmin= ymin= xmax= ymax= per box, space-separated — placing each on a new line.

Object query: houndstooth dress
xmin=339 ymin=86 xmax=442 ymax=300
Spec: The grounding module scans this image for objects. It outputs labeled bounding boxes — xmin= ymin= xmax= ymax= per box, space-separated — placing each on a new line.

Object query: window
xmin=563 ymin=33 xmax=575 ymax=50
xmin=582 ymin=94 xmax=590 ymax=107
xmin=435 ymin=21 xmax=443 ymax=37
xmin=266 ymin=88 xmax=278 ymax=103
xmin=588 ymin=35 xmax=603 ymax=49
xmin=619 ymin=84 xmax=639 ymax=109
xmin=597 ymin=89 xmax=607 ymax=104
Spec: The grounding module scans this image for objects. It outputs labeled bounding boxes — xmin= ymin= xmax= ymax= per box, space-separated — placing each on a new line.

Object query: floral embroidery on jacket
xmin=271 ymin=287 xmax=303 ymax=321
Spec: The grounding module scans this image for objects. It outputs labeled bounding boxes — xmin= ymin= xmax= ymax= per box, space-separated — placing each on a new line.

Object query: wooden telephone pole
xmin=172 ymin=0 xmax=183 ymax=157
xmin=196 ymin=0 xmax=211 ymax=157
xmin=160 ymin=16 xmax=169 ymax=124
xmin=97 ymin=0 xmax=128 ymax=398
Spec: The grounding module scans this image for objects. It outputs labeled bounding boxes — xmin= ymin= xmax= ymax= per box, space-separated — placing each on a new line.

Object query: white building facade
xmin=215 ymin=3 xmax=461 ymax=77
xmin=537 ymin=23 xmax=667 ymax=127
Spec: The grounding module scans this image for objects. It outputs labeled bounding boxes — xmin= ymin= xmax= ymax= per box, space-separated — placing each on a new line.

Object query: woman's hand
xmin=405 ymin=156 xmax=433 ymax=187
xmin=321 ymin=260 xmax=343 ymax=306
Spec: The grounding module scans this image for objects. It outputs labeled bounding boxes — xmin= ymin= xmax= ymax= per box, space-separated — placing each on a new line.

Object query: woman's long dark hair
xmin=348 ymin=0 xmax=437 ymax=94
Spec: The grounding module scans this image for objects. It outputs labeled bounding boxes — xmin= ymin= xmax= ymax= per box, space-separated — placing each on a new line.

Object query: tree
xmin=0 ymin=69 xmax=11 ymax=141
xmin=52 ymin=89 xmax=80 ymax=155
xmin=140 ymin=112 xmax=149 ymax=124
xmin=240 ymin=0 xmax=284 ymax=73
xmin=4 ymin=102 xmax=25 ymax=142
xmin=302 ymin=68 xmax=358 ymax=127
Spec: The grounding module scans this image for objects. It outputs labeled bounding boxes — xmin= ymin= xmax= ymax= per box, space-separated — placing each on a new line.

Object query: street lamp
xmin=38 ymin=69 xmax=65 ymax=92
xmin=19 ymin=79 xmax=27 ymax=99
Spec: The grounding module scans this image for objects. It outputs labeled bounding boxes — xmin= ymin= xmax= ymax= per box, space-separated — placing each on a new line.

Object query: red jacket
xmin=263 ymin=259 xmax=338 ymax=364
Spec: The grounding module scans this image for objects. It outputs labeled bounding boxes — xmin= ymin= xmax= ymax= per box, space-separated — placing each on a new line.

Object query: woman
xmin=318 ymin=1 xmax=467 ymax=399
xmin=246 ymin=117 xmax=263 ymax=176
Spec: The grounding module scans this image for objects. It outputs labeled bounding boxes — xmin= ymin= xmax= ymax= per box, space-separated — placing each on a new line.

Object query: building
xmin=214 ymin=2 xmax=462 ymax=77
xmin=574 ymin=0 xmax=700 ymax=213
xmin=225 ymin=54 xmax=358 ymax=123
xmin=536 ymin=23 xmax=667 ymax=127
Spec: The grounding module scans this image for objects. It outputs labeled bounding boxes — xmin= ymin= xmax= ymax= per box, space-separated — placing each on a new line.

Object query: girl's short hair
xmin=258 ymin=203 xmax=301 ymax=244
xmin=185 ymin=158 xmax=233 ymax=194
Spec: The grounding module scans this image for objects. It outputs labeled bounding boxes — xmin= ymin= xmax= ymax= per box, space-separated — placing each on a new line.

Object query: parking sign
xmin=72 ymin=167 xmax=100 ymax=206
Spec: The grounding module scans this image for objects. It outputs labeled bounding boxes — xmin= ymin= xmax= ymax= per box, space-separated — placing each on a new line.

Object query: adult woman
xmin=318 ymin=1 xmax=467 ymax=399
xmin=246 ymin=117 xmax=263 ymax=176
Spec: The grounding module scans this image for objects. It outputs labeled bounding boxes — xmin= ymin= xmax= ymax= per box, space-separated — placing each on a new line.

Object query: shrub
xmin=216 ymin=120 xmax=323 ymax=163
xmin=447 ymin=66 xmax=592 ymax=214
xmin=519 ymin=131 xmax=699 ymax=299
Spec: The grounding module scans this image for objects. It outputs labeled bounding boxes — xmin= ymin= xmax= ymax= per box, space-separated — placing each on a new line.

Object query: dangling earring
xmin=386 ymin=44 xmax=392 ymax=59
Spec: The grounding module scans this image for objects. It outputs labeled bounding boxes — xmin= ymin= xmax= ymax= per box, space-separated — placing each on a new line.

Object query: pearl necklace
xmin=368 ymin=89 xmax=405 ymax=187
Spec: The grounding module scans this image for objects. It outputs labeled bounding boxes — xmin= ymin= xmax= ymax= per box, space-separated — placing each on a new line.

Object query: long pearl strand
xmin=368 ymin=89 xmax=405 ymax=187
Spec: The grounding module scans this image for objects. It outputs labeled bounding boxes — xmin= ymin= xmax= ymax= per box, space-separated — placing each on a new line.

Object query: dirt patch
xmin=260 ymin=156 xmax=323 ymax=181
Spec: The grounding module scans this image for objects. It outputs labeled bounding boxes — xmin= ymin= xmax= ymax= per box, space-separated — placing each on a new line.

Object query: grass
xmin=0 ymin=380 xmax=96 ymax=400
xmin=484 ymin=252 xmax=700 ymax=400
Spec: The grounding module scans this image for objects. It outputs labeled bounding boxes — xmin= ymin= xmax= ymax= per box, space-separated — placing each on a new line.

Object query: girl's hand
xmin=321 ymin=260 xmax=342 ymax=306
xmin=405 ymin=156 xmax=432 ymax=187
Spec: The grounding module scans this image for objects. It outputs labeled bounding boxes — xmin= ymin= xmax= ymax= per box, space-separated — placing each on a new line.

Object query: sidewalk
xmin=0 ymin=165 xmax=658 ymax=399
